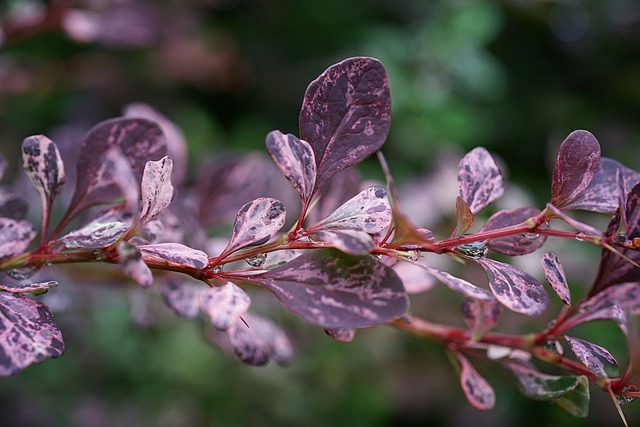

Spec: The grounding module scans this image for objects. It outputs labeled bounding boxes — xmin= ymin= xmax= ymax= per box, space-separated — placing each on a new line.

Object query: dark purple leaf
xmin=117 ymin=242 xmax=153 ymax=288
xmin=455 ymin=352 xmax=496 ymax=411
xmin=479 ymin=207 xmax=546 ymax=256
xmin=300 ymin=57 xmax=391 ymax=189
xmin=476 ymin=258 xmax=549 ymax=316
xmin=0 ymin=188 xmax=28 ymax=220
xmin=140 ymin=156 xmax=174 ymax=224
xmin=0 ymin=217 xmax=36 ymax=260
xmin=200 ymin=282 xmax=251 ymax=331
xmin=453 ymin=196 xmax=474 ymax=237
xmin=0 ymin=281 xmax=57 ymax=295
xmin=21 ymin=135 xmax=65 ymax=219
xmin=457 ymin=147 xmax=504 ymax=214
xmin=60 ymin=220 xmax=128 ymax=249
xmin=563 ymin=157 xmax=640 ymax=213
xmin=551 ymin=130 xmax=601 ymax=209
xmin=158 ymin=278 xmax=203 ymax=319
xmin=64 ymin=117 xmax=166 ymax=222
xmin=461 ymin=298 xmax=502 ymax=339
xmin=324 ymin=328 xmax=356 ymax=342
xmin=565 ymin=336 xmax=619 ymax=378
xmin=425 ymin=266 xmax=495 ymax=301
xmin=0 ymin=292 xmax=64 ymax=376
xmin=217 ymin=198 xmax=286 ymax=261
xmin=316 ymin=229 xmax=374 ymax=255
xmin=245 ymin=249 xmax=408 ymax=328
xmin=139 ymin=243 xmax=208 ymax=270
xmin=540 ymin=252 xmax=571 ymax=305
xmin=265 ymin=131 xmax=316 ymax=205
xmin=503 ymin=359 xmax=585 ymax=400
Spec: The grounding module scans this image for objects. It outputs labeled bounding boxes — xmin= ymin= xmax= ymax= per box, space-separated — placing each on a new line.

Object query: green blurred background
xmin=1 ymin=0 xmax=640 ymax=425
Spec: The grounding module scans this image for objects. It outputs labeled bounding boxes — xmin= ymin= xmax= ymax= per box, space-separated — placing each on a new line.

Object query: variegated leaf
xmin=200 ymin=282 xmax=251 ymax=331
xmin=457 ymin=147 xmax=504 ymax=214
xmin=324 ymin=328 xmax=356 ymax=342
xmin=456 ymin=352 xmax=496 ymax=411
xmin=0 ymin=218 xmax=36 ymax=260
xmin=140 ymin=156 xmax=174 ymax=224
xmin=117 ymin=242 xmax=153 ymax=288
xmin=316 ymin=229 xmax=374 ymax=255
xmin=479 ymin=207 xmax=546 ymax=256
xmin=60 ymin=221 xmax=128 ymax=249
xmin=540 ymin=252 xmax=571 ymax=305
xmin=158 ymin=278 xmax=203 ymax=319
xmin=138 ymin=243 xmax=208 ymax=270
xmin=461 ymin=298 xmax=502 ymax=339
xmin=0 ymin=281 xmax=58 ymax=295
xmin=266 ymin=131 xmax=316 ymax=204
xmin=21 ymin=135 xmax=65 ymax=218
xmin=565 ymin=336 xmax=618 ymax=378
xmin=425 ymin=266 xmax=495 ymax=301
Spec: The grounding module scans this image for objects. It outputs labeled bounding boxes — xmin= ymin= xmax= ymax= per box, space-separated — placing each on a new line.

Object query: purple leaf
xmin=476 ymin=258 xmax=549 ymax=316
xmin=21 ymin=135 xmax=65 ymax=224
xmin=266 ymin=131 xmax=316 ymax=205
xmin=60 ymin=220 xmax=128 ymax=249
xmin=306 ymin=167 xmax=361 ymax=225
xmin=0 ymin=281 xmax=58 ymax=295
xmin=300 ymin=57 xmax=391 ymax=189
xmin=563 ymin=157 xmax=640 ymax=213
xmin=140 ymin=156 xmax=174 ymax=224
xmin=324 ymin=328 xmax=356 ymax=342
xmin=200 ymin=282 xmax=251 ymax=331
xmin=479 ymin=207 xmax=547 ymax=256
xmin=0 ymin=292 xmax=64 ymax=376
xmin=64 ymin=117 xmax=166 ymax=223
xmin=103 ymin=147 xmax=140 ymax=212
xmin=565 ymin=336 xmax=619 ymax=378
xmin=316 ymin=229 xmax=374 ymax=255
xmin=138 ymin=243 xmax=208 ymax=270
xmin=572 ymin=283 xmax=640 ymax=330
xmin=393 ymin=261 xmax=435 ymax=294
xmin=245 ymin=249 xmax=408 ymax=328
xmin=0 ymin=188 xmax=28 ymax=220
xmin=0 ymin=218 xmax=36 ymax=260
xmin=457 ymin=147 xmax=504 ymax=214
xmin=117 ymin=242 xmax=153 ymax=288
xmin=461 ymin=298 xmax=502 ymax=339
xmin=503 ymin=359 xmax=585 ymax=400
xmin=158 ymin=278 xmax=203 ymax=319
xmin=551 ymin=130 xmax=601 ymax=209
xmin=217 ymin=198 xmax=286 ymax=261
xmin=540 ymin=252 xmax=571 ymax=305
xmin=455 ymin=352 xmax=496 ymax=411
xmin=424 ymin=266 xmax=495 ymax=301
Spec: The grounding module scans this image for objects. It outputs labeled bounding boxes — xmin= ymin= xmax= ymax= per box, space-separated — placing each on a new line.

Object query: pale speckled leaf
xmin=324 ymin=328 xmax=356 ymax=342
xmin=60 ymin=221 xmax=128 ymax=249
xmin=503 ymin=359 xmax=585 ymax=401
xmin=266 ymin=131 xmax=316 ymax=204
xmin=541 ymin=252 xmax=571 ymax=305
xmin=140 ymin=156 xmax=174 ymax=224
xmin=200 ymin=282 xmax=251 ymax=331
xmin=476 ymin=258 xmax=549 ymax=316
xmin=564 ymin=157 xmax=640 ymax=212
xmin=158 ymin=278 xmax=203 ymax=319
xmin=0 ymin=292 xmax=64 ymax=376
xmin=64 ymin=117 xmax=166 ymax=222
xmin=300 ymin=57 xmax=391 ymax=189
xmin=572 ymin=283 xmax=640 ymax=330
xmin=117 ymin=242 xmax=153 ymax=288
xmin=245 ymin=249 xmax=408 ymax=328
xmin=455 ymin=352 xmax=496 ymax=411
xmin=461 ymin=298 xmax=502 ymax=339
xmin=479 ymin=207 xmax=546 ymax=256
xmin=316 ymin=229 xmax=374 ymax=255
xmin=0 ymin=281 xmax=58 ymax=295
xmin=565 ymin=336 xmax=618 ymax=378
xmin=0 ymin=218 xmax=36 ymax=260
xmin=21 ymin=135 xmax=65 ymax=218
xmin=310 ymin=186 xmax=391 ymax=234
xmin=138 ymin=243 xmax=208 ymax=270
xmin=457 ymin=147 xmax=504 ymax=214
xmin=551 ymin=130 xmax=601 ymax=209
xmin=425 ymin=266 xmax=495 ymax=301
xmin=217 ymin=198 xmax=286 ymax=261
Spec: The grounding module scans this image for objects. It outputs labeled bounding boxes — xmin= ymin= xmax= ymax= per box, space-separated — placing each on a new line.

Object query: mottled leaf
xmin=563 ymin=157 xmax=640 ymax=213
xmin=158 ymin=278 xmax=203 ymax=319
xmin=551 ymin=130 xmax=601 ymax=209
xmin=565 ymin=336 xmax=619 ymax=378
xmin=476 ymin=258 xmax=549 ymax=316
xmin=64 ymin=117 xmax=166 ymax=222
xmin=455 ymin=352 xmax=496 ymax=411
xmin=0 ymin=217 xmax=36 ymax=260
xmin=0 ymin=281 xmax=58 ymax=295
xmin=457 ymin=147 xmax=504 ymax=214
xmin=540 ymin=252 xmax=571 ymax=305
xmin=300 ymin=57 xmax=391 ymax=189
xmin=572 ymin=283 xmax=640 ymax=330
xmin=266 ymin=131 xmax=316 ymax=205
xmin=139 ymin=243 xmax=208 ymax=270
xmin=479 ymin=207 xmax=546 ymax=256
xmin=217 ymin=198 xmax=286 ymax=261
xmin=504 ymin=359 xmax=584 ymax=400
xmin=140 ymin=156 xmax=174 ymax=224
xmin=461 ymin=298 xmax=502 ymax=339
xmin=103 ymin=147 xmax=139 ymax=211
xmin=316 ymin=229 xmax=374 ymax=255
xmin=425 ymin=266 xmax=495 ymax=301
xmin=60 ymin=221 xmax=128 ymax=249
xmin=324 ymin=328 xmax=356 ymax=342
xmin=245 ymin=249 xmax=408 ymax=328
xmin=117 ymin=241 xmax=153 ymax=288
xmin=0 ymin=292 xmax=64 ymax=376
xmin=200 ymin=282 xmax=251 ymax=331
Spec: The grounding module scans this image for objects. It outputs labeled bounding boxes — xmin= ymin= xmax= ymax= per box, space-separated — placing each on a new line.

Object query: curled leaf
xmin=266 ymin=131 xmax=316 ymax=205
xmin=0 ymin=281 xmax=58 ymax=295
xmin=457 ymin=147 xmax=504 ymax=214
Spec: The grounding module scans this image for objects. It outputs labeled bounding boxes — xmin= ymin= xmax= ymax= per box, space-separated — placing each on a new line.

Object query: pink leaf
xmin=565 ymin=336 xmax=619 ymax=378
xmin=117 ymin=242 xmax=153 ymax=288
xmin=461 ymin=298 xmax=502 ymax=338
xmin=138 ymin=243 xmax=208 ymax=270
xmin=425 ymin=266 xmax=495 ymax=301
xmin=60 ymin=220 xmax=128 ymax=249
xmin=245 ymin=249 xmax=408 ymax=328
xmin=551 ymin=130 xmax=601 ymax=209
xmin=476 ymin=258 xmax=549 ymax=316
xmin=479 ymin=207 xmax=546 ymax=256
xmin=158 ymin=278 xmax=203 ymax=319
xmin=324 ymin=328 xmax=356 ymax=342
xmin=300 ymin=57 xmax=391 ymax=189
xmin=540 ymin=252 xmax=571 ymax=305
xmin=316 ymin=229 xmax=374 ymax=255
xmin=140 ymin=156 xmax=174 ymax=224
xmin=0 ymin=281 xmax=58 ymax=295
xmin=200 ymin=282 xmax=251 ymax=331
xmin=455 ymin=352 xmax=496 ymax=411
xmin=0 ymin=218 xmax=36 ymax=259
xmin=266 ymin=131 xmax=316 ymax=204
xmin=573 ymin=283 xmax=640 ymax=329
xmin=103 ymin=147 xmax=140 ymax=212
xmin=0 ymin=292 xmax=64 ymax=376
xmin=457 ymin=147 xmax=504 ymax=214
xmin=217 ymin=198 xmax=286 ymax=261
xmin=393 ymin=261 xmax=435 ymax=294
